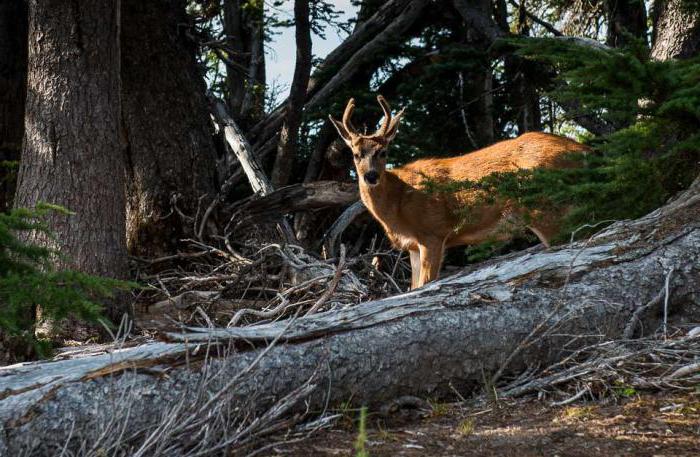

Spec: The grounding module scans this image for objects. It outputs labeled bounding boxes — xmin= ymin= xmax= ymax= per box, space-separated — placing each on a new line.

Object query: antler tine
xmin=389 ymin=106 xmax=406 ymax=130
xmin=342 ymin=98 xmax=359 ymax=136
xmin=376 ymin=95 xmax=392 ymax=136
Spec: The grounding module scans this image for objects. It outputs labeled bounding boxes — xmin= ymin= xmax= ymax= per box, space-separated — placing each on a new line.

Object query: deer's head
xmin=329 ymin=96 xmax=405 ymax=187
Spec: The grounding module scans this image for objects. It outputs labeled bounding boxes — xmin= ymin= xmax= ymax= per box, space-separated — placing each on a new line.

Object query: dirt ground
xmin=274 ymin=392 xmax=700 ymax=457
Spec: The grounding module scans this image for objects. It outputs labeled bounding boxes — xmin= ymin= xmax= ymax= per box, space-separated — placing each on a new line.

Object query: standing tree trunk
xmin=651 ymin=0 xmax=700 ymax=60
xmin=121 ymin=0 xmax=218 ymax=258
xmin=604 ymin=0 xmax=648 ymax=48
xmin=493 ymin=0 xmax=544 ymax=135
xmin=0 ymin=0 xmax=28 ymax=211
xmin=508 ymin=0 xmax=541 ymax=133
xmin=271 ymin=0 xmax=312 ymax=187
xmin=463 ymin=0 xmax=496 ymax=146
xmin=16 ymin=0 xmax=127 ymax=277
xmin=223 ymin=0 xmax=266 ymax=128
xmin=14 ymin=0 xmax=127 ymax=333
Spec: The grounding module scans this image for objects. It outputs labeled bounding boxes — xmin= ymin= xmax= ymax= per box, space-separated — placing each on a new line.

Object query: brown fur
xmin=330 ymin=97 xmax=589 ymax=289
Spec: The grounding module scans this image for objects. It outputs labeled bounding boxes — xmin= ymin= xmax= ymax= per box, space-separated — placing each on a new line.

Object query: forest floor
xmin=275 ymin=391 xmax=700 ymax=456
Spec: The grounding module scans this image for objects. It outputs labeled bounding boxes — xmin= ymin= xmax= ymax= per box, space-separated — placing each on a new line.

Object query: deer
xmin=329 ymin=95 xmax=589 ymax=290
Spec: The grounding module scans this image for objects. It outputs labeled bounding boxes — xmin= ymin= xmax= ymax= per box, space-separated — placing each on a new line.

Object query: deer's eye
xmin=378 ymin=149 xmax=387 ymax=158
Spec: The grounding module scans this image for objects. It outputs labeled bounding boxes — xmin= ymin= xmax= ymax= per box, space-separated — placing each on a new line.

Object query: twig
xmin=306 ymin=244 xmax=347 ymax=316
xmin=663 ymin=267 xmax=674 ymax=339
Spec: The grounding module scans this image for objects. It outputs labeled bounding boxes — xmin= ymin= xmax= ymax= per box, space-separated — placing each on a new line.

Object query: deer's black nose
xmin=364 ymin=171 xmax=379 ymax=185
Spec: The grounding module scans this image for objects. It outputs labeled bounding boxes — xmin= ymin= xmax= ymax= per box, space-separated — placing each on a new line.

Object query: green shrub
xmin=0 ymin=203 xmax=134 ymax=358
xmin=429 ymin=38 xmax=700 ymax=243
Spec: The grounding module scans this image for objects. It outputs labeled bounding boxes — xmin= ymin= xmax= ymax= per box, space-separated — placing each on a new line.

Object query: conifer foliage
xmin=0 ymin=204 xmax=132 ymax=358
xmin=432 ymin=39 xmax=700 ymax=240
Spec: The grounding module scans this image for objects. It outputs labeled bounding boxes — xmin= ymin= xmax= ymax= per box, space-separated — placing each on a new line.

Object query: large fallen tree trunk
xmin=1 ymin=177 xmax=699 ymax=454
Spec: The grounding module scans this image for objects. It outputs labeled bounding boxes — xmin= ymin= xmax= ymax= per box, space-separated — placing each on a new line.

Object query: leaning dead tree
xmin=2 ymin=173 xmax=698 ymax=454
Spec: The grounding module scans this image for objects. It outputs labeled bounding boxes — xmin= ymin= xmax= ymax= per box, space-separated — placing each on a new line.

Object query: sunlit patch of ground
xmin=274 ymin=392 xmax=700 ymax=456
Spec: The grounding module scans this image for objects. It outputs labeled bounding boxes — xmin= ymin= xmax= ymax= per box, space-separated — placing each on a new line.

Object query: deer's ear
xmin=329 ymin=115 xmax=353 ymax=148
xmin=384 ymin=108 xmax=405 ymax=142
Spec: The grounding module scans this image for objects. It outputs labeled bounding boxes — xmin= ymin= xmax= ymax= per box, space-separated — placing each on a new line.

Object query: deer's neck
xmin=359 ymin=171 xmax=403 ymax=225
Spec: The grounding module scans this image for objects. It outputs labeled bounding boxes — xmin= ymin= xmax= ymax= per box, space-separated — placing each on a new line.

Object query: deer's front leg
xmin=409 ymin=249 xmax=420 ymax=290
xmin=417 ymin=239 xmax=445 ymax=288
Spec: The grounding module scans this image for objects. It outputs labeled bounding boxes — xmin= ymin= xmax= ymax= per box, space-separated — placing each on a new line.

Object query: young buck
xmin=329 ymin=96 xmax=589 ymax=289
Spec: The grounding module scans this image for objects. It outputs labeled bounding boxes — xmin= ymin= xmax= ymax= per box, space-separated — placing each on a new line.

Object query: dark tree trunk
xmin=506 ymin=0 xmax=541 ymax=134
xmin=223 ymin=0 xmax=266 ymax=128
xmin=303 ymin=121 xmax=336 ymax=184
xmin=0 ymin=0 xmax=27 ymax=211
xmin=223 ymin=0 xmax=246 ymax=115
xmin=15 ymin=0 xmax=126 ymax=277
xmin=13 ymin=0 xmax=128 ymax=340
xmin=356 ymin=0 xmax=389 ymax=27
xmin=651 ymin=0 xmax=700 ymax=60
xmin=271 ymin=0 xmax=312 ymax=187
xmin=604 ymin=0 xmax=648 ymax=48
xmin=121 ymin=0 xmax=218 ymax=258
xmin=464 ymin=0 xmax=496 ymax=146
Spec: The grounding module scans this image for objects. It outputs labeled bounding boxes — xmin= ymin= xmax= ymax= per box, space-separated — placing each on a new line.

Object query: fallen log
xmin=227 ymin=181 xmax=358 ymax=228
xmin=1 ymin=177 xmax=699 ymax=455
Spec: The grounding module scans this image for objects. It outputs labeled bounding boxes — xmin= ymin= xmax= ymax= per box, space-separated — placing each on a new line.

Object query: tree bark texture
xmin=0 ymin=0 xmax=27 ymax=211
xmin=1 ymin=174 xmax=698 ymax=455
xmin=15 ymin=0 xmax=127 ymax=279
xmin=121 ymin=0 xmax=218 ymax=258
xmin=651 ymin=0 xmax=700 ymax=60
xmin=271 ymin=0 xmax=312 ymax=187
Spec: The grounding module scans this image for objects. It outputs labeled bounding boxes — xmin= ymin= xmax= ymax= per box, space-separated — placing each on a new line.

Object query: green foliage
xmin=0 ymin=161 xmax=19 ymax=212
xmin=0 ymin=204 xmax=134 ymax=357
xmin=613 ymin=380 xmax=638 ymax=398
xmin=456 ymin=417 xmax=476 ymax=437
xmin=431 ymin=38 xmax=700 ymax=241
xmin=354 ymin=406 xmax=369 ymax=457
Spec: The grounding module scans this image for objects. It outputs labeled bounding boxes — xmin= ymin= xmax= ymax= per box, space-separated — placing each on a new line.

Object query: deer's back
xmin=393 ymin=132 xmax=588 ymax=186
